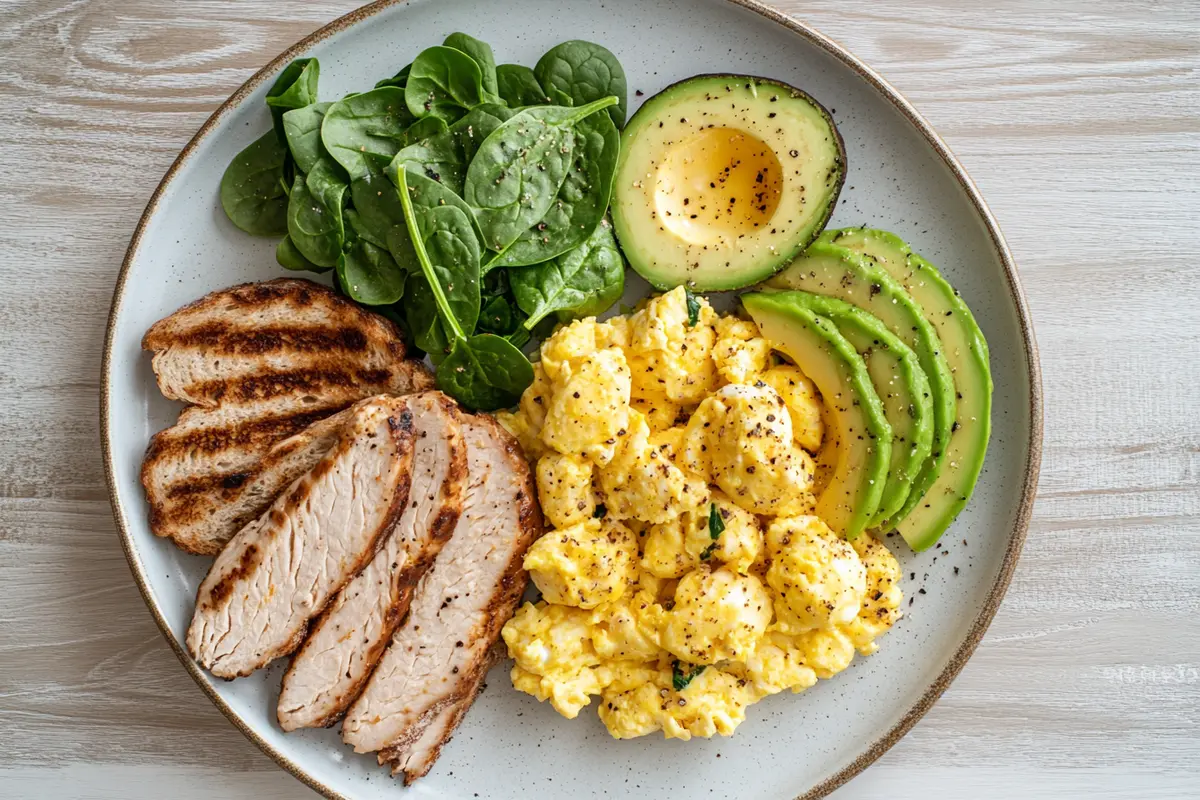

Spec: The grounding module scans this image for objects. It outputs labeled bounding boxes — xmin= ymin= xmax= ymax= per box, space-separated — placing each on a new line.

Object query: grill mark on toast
xmin=166 ymin=325 xmax=370 ymax=354
xmin=187 ymin=368 xmax=396 ymax=406
xmin=146 ymin=408 xmax=335 ymax=458
xmin=141 ymin=279 xmax=431 ymax=554
xmin=143 ymin=279 xmax=405 ymax=354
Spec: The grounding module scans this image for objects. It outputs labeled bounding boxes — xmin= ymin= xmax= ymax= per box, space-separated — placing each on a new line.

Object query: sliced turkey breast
xmin=141 ymin=278 xmax=432 ymax=555
xmin=186 ymin=396 xmax=416 ymax=679
xmin=277 ymin=392 xmax=468 ymax=731
xmin=341 ymin=415 xmax=542 ymax=782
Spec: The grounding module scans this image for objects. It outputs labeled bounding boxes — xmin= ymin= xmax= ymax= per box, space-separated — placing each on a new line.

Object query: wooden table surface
xmin=2 ymin=0 xmax=1197 ymax=797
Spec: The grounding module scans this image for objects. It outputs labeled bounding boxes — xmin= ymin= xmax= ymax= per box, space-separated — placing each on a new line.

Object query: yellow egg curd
xmin=497 ymin=287 xmax=903 ymax=741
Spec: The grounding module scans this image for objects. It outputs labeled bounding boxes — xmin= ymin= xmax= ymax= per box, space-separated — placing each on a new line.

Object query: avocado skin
xmin=765 ymin=240 xmax=958 ymax=541
xmin=820 ymin=228 xmax=993 ymax=550
xmin=781 ymin=290 xmax=936 ymax=529
xmin=742 ymin=291 xmax=891 ymax=539
xmin=613 ymin=74 xmax=846 ymax=292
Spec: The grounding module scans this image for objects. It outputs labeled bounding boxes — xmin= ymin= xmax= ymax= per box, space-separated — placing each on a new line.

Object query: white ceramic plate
xmin=101 ymin=1 xmax=1042 ymax=797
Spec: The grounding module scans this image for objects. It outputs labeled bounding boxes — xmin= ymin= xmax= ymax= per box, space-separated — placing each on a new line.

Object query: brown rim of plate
xmin=99 ymin=0 xmax=1044 ymax=797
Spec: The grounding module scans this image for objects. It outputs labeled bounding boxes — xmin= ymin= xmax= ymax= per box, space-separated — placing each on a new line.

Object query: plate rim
xmin=99 ymin=1 xmax=1044 ymax=797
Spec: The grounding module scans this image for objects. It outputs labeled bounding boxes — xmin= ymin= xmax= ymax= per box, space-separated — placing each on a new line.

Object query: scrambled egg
xmin=498 ymin=287 xmax=904 ymax=741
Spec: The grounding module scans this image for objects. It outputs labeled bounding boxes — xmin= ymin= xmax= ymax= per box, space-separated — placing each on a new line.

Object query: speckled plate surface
xmin=101 ymin=1 xmax=1042 ymax=797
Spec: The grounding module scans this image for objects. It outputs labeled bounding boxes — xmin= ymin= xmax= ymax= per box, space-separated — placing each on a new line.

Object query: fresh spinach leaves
xmin=395 ymin=167 xmax=532 ymax=410
xmin=404 ymin=272 xmax=453 ymax=363
xmin=535 ymin=41 xmax=627 ymax=126
xmin=438 ymin=333 xmax=534 ymax=411
xmin=218 ymin=38 xmax=631 ymax=410
xmin=266 ymin=58 xmax=320 ymax=141
xmin=350 ymin=160 xmax=409 ymax=251
xmin=276 ymin=235 xmax=320 ymax=271
xmin=489 ymin=105 xmax=619 ymax=267
xmin=464 ymin=96 xmax=617 ymax=253
xmin=496 ymin=64 xmax=549 ymax=107
xmin=322 ymin=87 xmax=416 ymax=179
xmin=671 ymin=660 xmax=706 ymax=691
xmin=375 ymin=64 xmax=411 ymax=89
xmin=685 ymin=289 xmax=702 ymax=326
xmin=286 ymin=162 xmax=345 ymax=268
xmin=220 ymin=131 xmax=291 ymax=237
xmin=510 ymin=219 xmax=624 ymax=328
xmin=282 ymin=101 xmax=332 ymax=174
xmin=700 ymin=502 xmax=726 ymax=560
xmin=405 ymin=45 xmax=491 ymax=122
xmin=443 ymin=33 xmax=500 ymax=98
xmin=337 ymin=237 xmax=405 ymax=306
xmin=389 ymin=104 xmax=515 ymax=195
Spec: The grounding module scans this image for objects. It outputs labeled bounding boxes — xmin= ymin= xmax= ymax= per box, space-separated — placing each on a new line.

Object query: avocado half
xmin=783 ymin=291 xmax=935 ymax=529
xmin=819 ymin=228 xmax=993 ymax=550
xmin=742 ymin=292 xmax=891 ymax=539
xmin=612 ymin=75 xmax=845 ymax=291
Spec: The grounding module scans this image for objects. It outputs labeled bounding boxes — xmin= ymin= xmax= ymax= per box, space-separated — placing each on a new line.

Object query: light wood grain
xmin=1 ymin=0 xmax=1197 ymax=798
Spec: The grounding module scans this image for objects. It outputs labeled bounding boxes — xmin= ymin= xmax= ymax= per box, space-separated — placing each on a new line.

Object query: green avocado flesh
xmin=782 ymin=291 xmax=935 ymax=528
xmin=764 ymin=241 xmax=957 ymax=543
xmin=819 ymin=228 xmax=993 ymax=550
xmin=612 ymin=75 xmax=844 ymax=291
xmin=742 ymin=292 xmax=891 ymax=539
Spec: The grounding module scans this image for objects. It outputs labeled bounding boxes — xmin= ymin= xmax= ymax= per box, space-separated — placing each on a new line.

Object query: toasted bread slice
xmin=140 ymin=279 xmax=433 ymax=554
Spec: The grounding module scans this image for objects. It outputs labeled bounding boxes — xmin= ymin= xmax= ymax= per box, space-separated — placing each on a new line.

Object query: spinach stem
xmin=564 ymin=95 xmax=619 ymax=124
xmin=394 ymin=167 xmax=467 ymax=342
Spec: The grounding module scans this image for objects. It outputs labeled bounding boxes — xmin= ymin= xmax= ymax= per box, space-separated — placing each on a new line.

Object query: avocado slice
xmin=820 ymin=228 xmax=993 ymax=550
xmin=783 ymin=291 xmax=935 ymax=528
xmin=612 ymin=75 xmax=844 ymax=291
xmin=742 ymin=292 xmax=891 ymax=539
xmin=764 ymin=241 xmax=957 ymax=540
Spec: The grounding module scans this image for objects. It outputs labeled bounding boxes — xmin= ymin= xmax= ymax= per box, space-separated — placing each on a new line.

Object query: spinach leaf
xmin=266 ymin=58 xmax=320 ymax=141
xmin=384 ymin=159 xmax=486 ymax=252
xmin=395 ymin=168 xmax=482 ymax=333
xmin=535 ymin=41 xmax=627 ymax=126
xmin=403 ymin=274 xmax=453 ymax=363
xmin=442 ymin=33 xmax=499 ymax=98
xmin=394 ymin=168 xmax=531 ymax=410
xmin=464 ymin=96 xmax=617 ymax=253
xmin=496 ymin=64 xmax=549 ymax=107
xmin=405 ymin=45 xmax=490 ymax=122
xmin=344 ymin=208 xmax=385 ymax=249
xmin=437 ymin=333 xmax=534 ymax=411
xmin=337 ymin=238 xmax=405 ymax=306
xmin=286 ymin=164 xmax=345 ymax=268
xmin=510 ymin=219 xmax=624 ymax=328
xmin=685 ymin=289 xmax=701 ymax=326
xmin=220 ymin=131 xmax=290 ymax=237
xmin=699 ymin=502 xmax=726 ymax=560
xmin=506 ymin=326 xmax=533 ymax=350
xmin=276 ymin=235 xmax=320 ymax=272
xmin=477 ymin=294 xmax=521 ymax=336
xmin=375 ymin=64 xmax=411 ymax=89
xmin=671 ymin=660 xmax=705 ymax=691
xmin=489 ymin=106 xmax=619 ymax=268
xmin=389 ymin=103 xmax=515 ymax=195
xmin=322 ymin=87 xmax=416 ymax=180
xmin=404 ymin=272 xmax=453 ymax=364
xmin=350 ymin=160 xmax=409 ymax=252
xmin=305 ymin=156 xmax=349 ymax=222
xmin=282 ymin=101 xmax=332 ymax=174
